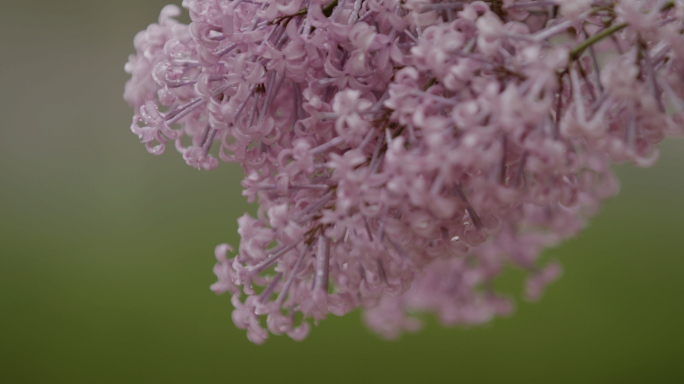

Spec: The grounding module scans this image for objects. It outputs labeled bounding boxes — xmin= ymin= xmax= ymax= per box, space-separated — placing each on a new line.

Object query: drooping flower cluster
xmin=125 ymin=0 xmax=684 ymax=343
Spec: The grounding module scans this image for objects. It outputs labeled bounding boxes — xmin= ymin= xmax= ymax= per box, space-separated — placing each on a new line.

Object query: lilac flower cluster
xmin=125 ymin=0 xmax=684 ymax=343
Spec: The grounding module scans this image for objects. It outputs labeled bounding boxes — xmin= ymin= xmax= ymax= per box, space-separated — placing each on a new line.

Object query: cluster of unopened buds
xmin=125 ymin=0 xmax=684 ymax=343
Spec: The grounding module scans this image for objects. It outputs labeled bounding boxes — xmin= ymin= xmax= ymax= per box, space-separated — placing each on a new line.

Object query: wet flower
xmin=125 ymin=0 xmax=684 ymax=343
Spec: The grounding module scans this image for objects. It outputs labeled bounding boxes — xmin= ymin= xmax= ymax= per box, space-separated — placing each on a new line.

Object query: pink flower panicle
xmin=125 ymin=0 xmax=684 ymax=343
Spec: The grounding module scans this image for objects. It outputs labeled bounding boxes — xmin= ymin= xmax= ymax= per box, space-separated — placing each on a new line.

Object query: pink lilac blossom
xmin=125 ymin=0 xmax=684 ymax=343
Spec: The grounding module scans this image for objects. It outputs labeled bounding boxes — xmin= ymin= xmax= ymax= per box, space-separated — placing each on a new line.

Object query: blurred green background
xmin=1 ymin=1 xmax=684 ymax=383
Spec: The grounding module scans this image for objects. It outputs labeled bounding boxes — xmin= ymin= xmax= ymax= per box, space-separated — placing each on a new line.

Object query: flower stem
xmin=322 ymin=0 xmax=339 ymax=17
xmin=571 ymin=1 xmax=675 ymax=60
xmin=661 ymin=1 xmax=675 ymax=13
xmin=570 ymin=23 xmax=628 ymax=60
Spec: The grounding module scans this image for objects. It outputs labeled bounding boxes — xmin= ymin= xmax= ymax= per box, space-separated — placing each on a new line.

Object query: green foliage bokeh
xmin=1 ymin=1 xmax=683 ymax=382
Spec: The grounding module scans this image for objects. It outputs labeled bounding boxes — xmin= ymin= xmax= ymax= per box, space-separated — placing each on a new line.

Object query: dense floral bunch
xmin=125 ymin=0 xmax=684 ymax=343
